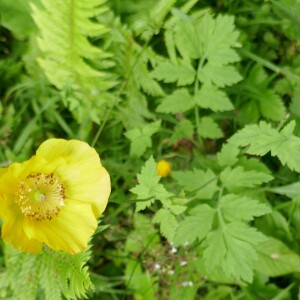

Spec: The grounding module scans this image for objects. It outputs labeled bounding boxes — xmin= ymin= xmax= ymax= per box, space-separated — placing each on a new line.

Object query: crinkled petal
xmin=23 ymin=199 xmax=97 ymax=254
xmin=1 ymin=201 xmax=42 ymax=253
xmin=36 ymin=139 xmax=111 ymax=217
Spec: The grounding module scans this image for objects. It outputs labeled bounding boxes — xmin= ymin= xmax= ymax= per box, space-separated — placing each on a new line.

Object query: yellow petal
xmin=1 ymin=205 xmax=42 ymax=253
xmin=157 ymin=160 xmax=172 ymax=177
xmin=23 ymin=199 xmax=97 ymax=254
xmin=0 ymin=167 xmax=7 ymax=177
xmin=36 ymin=139 xmax=111 ymax=217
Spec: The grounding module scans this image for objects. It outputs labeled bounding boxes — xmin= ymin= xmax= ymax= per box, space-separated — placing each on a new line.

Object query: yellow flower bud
xmin=157 ymin=160 xmax=172 ymax=177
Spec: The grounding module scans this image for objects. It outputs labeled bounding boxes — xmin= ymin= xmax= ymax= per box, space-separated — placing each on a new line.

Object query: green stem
xmin=238 ymin=48 xmax=300 ymax=81
xmin=217 ymin=186 xmax=225 ymax=228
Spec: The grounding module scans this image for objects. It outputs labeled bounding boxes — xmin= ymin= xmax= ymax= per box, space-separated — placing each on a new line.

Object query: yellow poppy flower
xmin=0 ymin=139 xmax=111 ymax=254
xmin=157 ymin=159 xmax=172 ymax=177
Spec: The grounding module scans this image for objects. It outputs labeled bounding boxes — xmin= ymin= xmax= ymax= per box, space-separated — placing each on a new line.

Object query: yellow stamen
xmin=16 ymin=173 xmax=65 ymax=221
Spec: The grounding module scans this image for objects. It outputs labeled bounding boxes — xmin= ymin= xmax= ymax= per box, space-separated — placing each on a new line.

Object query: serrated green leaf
xmin=156 ymin=89 xmax=195 ymax=113
xmin=194 ymin=84 xmax=234 ymax=112
xmin=198 ymin=64 xmax=242 ymax=87
xmin=169 ymin=204 xmax=187 ymax=215
xmin=125 ymin=121 xmax=161 ymax=157
xmin=220 ymin=194 xmax=271 ymax=222
xmin=130 ymin=156 xmax=172 ymax=212
xmin=217 ymin=143 xmax=239 ymax=167
xmin=174 ymin=204 xmax=216 ymax=246
xmin=151 ymin=61 xmax=195 ymax=86
xmin=258 ymin=90 xmax=286 ymax=121
xmin=229 ymin=121 xmax=300 ymax=173
xmin=169 ymin=119 xmax=194 ymax=144
xmin=254 ymin=237 xmax=300 ymax=276
xmin=153 ymin=208 xmax=178 ymax=242
xmin=198 ymin=116 xmax=223 ymax=139
xmin=174 ymin=20 xmax=201 ymax=59
xmin=172 ymin=168 xmax=218 ymax=199
xmin=196 ymin=14 xmax=240 ymax=65
xmin=203 ymin=223 xmax=266 ymax=282
xmin=220 ymin=166 xmax=273 ymax=192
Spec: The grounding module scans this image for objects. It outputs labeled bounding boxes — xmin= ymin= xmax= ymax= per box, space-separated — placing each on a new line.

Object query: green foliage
xmin=1 ymin=244 xmax=92 ymax=300
xmin=203 ymin=223 xmax=266 ymax=283
xmin=125 ymin=121 xmax=161 ymax=157
xmin=130 ymin=156 xmax=172 ymax=211
xmin=2 ymin=0 xmax=300 ymax=298
xmin=31 ymin=0 xmax=115 ymax=123
xmin=229 ymin=121 xmax=300 ymax=172
xmin=172 ymin=168 xmax=218 ymax=199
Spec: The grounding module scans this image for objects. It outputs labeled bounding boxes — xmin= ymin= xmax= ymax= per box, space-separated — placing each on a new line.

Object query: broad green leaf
xmin=0 ymin=0 xmax=37 ymax=37
xmin=220 ymin=166 xmax=273 ymax=192
xmin=174 ymin=20 xmax=201 ymax=59
xmin=130 ymin=156 xmax=172 ymax=211
xmin=125 ymin=121 xmax=161 ymax=157
xmin=198 ymin=64 xmax=242 ymax=87
xmin=229 ymin=121 xmax=300 ymax=173
xmin=203 ymin=223 xmax=267 ymax=282
xmin=151 ymin=61 xmax=195 ymax=86
xmin=153 ymin=208 xmax=178 ymax=242
xmin=172 ymin=168 xmax=218 ymax=199
xmin=156 ymin=89 xmax=195 ymax=113
xmin=217 ymin=143 xmax=239 ymax=167
xmin=254 ymin=237 xmax=300 ymax=276
xmin=194 ymin=84 xmax=234 ymax=112
xmin=169 ymin=119 xmax=194 ymax=144
xmin=173 ymin=204 xmax=216 ymax=246
xmin=198 ymin=116 xmax=223 ymax=139
xmin=256 ymin=210 xmax=294 ymax=242
xmin=258 ymin=90 xmax=286 ymax=121
xmin=220 ymin=194 xmax=271 ymax=222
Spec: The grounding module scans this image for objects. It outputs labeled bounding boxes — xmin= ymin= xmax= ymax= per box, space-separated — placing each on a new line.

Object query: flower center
xmin=16 ymin=173 xmax=65 ymax=221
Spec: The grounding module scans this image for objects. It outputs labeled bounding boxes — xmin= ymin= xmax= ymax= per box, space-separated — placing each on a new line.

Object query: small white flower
xmin=180 ymin=260 xmax=187 ymax=266
xmin=171 ymin=247 xmax=177 ymax=253
xmin=182 ymin=281 xmax=193 ymax=287
xmin=154 ymin=263 xmax=161 ymax=270
xmin=168 ymin=269 xmax=175 ymax=275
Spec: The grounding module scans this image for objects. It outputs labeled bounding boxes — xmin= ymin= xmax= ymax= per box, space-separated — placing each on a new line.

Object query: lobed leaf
xmin=174 ymin=204 xmax=216 ymax=246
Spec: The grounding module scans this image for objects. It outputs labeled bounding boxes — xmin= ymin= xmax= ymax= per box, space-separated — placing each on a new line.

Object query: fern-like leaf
xmin=3 ymin=243 xmax=93 ymax=300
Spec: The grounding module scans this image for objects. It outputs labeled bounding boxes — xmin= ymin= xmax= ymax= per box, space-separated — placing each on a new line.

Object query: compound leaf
xmin=229 ymin=121 xmax=300 ymax=173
